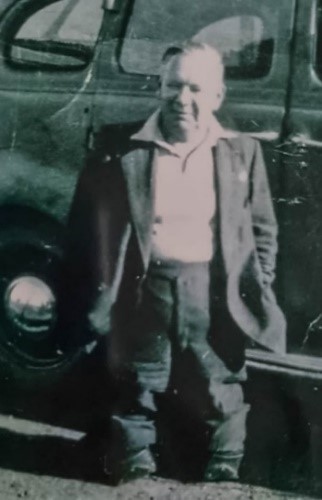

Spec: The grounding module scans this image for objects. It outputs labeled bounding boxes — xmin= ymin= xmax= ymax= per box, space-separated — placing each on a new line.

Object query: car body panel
xmin=1 ymin=1 xmax=322 ymax=486
xmin=1 ymin=0 xmax=322 ymax=493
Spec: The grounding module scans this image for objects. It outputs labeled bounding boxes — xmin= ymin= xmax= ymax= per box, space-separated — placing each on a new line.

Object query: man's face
xmin=159 ymin=52 xmax=224 ymax=142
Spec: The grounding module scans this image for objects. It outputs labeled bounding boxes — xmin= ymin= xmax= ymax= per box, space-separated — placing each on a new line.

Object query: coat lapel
xmin=215 ymin=138 xmax=245 ymax=270
xmin=121 ymin=146 xmax=155 ymax=270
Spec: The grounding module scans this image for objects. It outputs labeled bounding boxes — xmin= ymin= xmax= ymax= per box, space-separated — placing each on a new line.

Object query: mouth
xmin=172 ymin=110 xmax=193 ymax=121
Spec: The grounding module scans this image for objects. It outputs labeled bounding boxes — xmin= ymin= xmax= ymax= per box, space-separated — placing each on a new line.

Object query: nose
xmin=176 ymin=85 xmax=191 ymax=104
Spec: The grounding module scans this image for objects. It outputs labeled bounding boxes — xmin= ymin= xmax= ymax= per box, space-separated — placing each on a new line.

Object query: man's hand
xmin=88 ymin=286 xmax=112 ymax=336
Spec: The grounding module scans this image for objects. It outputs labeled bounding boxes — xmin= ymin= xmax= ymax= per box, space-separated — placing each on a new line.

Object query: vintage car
xmin=0 ymin=0 xmax=322 ymax=493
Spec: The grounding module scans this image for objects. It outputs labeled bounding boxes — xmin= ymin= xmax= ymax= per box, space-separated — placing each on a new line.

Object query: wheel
xmin=0 ymin=208 xmax=81 ymax=387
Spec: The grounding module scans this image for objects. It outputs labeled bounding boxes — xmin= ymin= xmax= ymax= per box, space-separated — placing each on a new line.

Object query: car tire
xmin=0 ymin=208 xmax=82 ymax=388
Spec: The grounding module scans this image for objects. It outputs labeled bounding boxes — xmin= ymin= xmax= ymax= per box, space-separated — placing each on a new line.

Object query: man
xmin=62 ymin=41 xmax=286 ymax=483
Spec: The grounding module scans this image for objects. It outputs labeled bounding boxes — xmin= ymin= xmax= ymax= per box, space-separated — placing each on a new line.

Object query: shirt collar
xmin=131 ymin=108 xmax=236 ymax=155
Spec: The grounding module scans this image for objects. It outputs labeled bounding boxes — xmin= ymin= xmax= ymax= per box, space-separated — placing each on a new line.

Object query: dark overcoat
xmin=61 ymin=122 xmax=286 ymax=354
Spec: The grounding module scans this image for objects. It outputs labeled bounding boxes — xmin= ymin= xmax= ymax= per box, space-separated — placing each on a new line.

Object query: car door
xmin=0 ymin=0 xmax=104 ymax=384
xmin=93 ymin=0 xmax=296 ymax=348
xmin=278 ymin=0 xmax=322 ymax=356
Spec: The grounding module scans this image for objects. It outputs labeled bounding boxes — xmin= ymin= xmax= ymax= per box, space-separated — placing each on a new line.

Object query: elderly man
xmin=62 ymin=41 xmax=286 ymax=483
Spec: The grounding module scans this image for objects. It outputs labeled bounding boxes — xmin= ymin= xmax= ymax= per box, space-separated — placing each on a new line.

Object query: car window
xmin=120 ymin=0 xmax=277 ymax=79
xmin=6 ymin=0 xmax=104 ymax=70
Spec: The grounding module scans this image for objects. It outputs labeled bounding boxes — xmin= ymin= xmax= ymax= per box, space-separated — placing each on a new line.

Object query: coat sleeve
xmin=56 ymin=126 xmax=134 ymax=351
xmin=56 ymin=164 xmax=98 ymax=351
xmin=249 ymin=139 xmax=278 ymax=287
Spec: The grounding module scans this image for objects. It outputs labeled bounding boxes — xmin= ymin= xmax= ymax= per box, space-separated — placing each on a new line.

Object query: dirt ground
xmin=0 ymin=413 xmax=316 ymax=500
xmin=0 ymin=471 xmax=316 ymax=500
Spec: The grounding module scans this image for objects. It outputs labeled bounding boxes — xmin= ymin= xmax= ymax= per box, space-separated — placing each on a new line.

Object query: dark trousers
xmin=109 ymin=260 xmax=249 ymax=468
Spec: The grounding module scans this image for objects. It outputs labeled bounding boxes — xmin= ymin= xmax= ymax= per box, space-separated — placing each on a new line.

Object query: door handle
xmin=274 ymin=135 xmax=311 ymax=168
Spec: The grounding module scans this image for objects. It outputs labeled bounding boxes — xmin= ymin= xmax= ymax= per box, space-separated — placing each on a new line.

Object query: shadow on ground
xmin=0 ymin=349 xmax=317 ymax=497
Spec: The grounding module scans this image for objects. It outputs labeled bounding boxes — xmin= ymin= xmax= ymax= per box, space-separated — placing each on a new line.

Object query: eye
xmin=167 ymin=82 xmax=181 ymax=90
xmin=190 ymin=85 xmax=201 ymax=93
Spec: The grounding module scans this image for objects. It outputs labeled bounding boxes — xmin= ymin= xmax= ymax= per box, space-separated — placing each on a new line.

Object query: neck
xmin=159 ymin=118 xmax=207 ymax=145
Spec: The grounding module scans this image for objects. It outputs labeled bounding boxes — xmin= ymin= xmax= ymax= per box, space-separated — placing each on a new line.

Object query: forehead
xmin=162 ymin=52 xmax=223 ymax=87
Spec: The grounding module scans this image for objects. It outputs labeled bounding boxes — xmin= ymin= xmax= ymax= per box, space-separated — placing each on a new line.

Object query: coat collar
xmin=131 ymin=109 xmax=236 ymax=152
xmin=214 ymin=137 xmax=246 ymax=270
xmin=121 ymin=146 xmax=155 ymax=269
